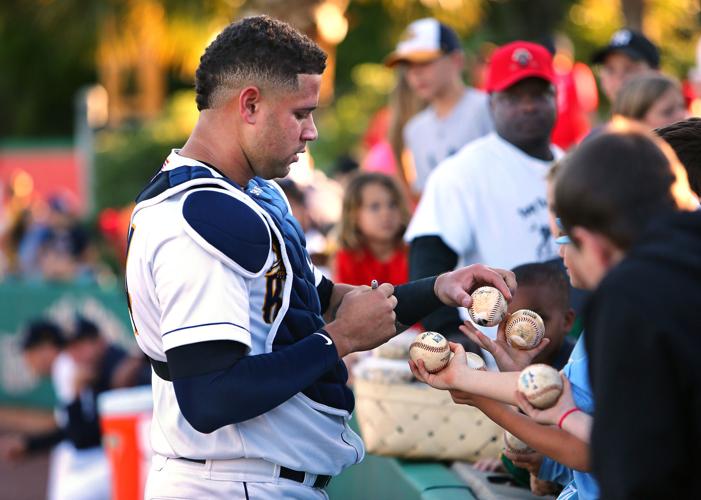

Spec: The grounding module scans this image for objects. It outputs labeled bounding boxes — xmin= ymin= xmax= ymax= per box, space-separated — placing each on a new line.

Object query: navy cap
xmin=21 ymin=319 xmax=65 ymax=351
xmin=592 ymin=29 xmax=660 ymax=69
xmin=385 ymin=18 xmax=461 ymax=67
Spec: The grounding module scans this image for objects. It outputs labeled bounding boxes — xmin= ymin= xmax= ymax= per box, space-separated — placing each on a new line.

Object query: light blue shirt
xmin=538 ymin=334 xmax=599 ymax=500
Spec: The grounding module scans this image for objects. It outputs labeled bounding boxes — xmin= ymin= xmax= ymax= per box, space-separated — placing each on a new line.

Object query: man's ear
xmin=239 ymin=86 xmax=261 ymax=124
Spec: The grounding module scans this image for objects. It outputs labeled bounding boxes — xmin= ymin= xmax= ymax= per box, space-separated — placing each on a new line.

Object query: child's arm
xmin=409 ymin=342 xmax=521 ymax=405
xmin=475 ymin=395 xmax=590 ymax=472
xmin=515 ymin=375 xmax=592 ymax=443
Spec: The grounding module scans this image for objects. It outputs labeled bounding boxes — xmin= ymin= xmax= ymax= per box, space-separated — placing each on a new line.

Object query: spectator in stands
xmin=385 ymin=18 xmax=493 ymax=194
xmin=613 ymin=74 xmax=687 ymax=129
xmin=406 ymin=41 xmax=560 ymax=359
xmin=592 ymin=29 xmax=659 ymax=103
xmin=334 ymin=173 xmax=410 ymax=286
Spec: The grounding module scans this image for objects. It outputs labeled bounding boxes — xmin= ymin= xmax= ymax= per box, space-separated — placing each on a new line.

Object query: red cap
xmin=485 ymin=41 xmax=555 ymax=92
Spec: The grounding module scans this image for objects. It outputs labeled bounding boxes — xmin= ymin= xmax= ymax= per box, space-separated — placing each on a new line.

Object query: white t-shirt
xmin=404 ymin=87 xmax=493 ymax=192
xmin=406 ymin=133 xmax=561 ymax=367
xmin=125 ymin=151 xmax=363 ymax=475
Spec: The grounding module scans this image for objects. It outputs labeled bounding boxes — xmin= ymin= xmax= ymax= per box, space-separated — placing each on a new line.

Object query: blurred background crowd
xmin=1 ymin=1 xmax=700 ymax=499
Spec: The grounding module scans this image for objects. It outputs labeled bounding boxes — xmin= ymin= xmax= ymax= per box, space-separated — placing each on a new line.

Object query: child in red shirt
xmin=334 ymin=173 xmax=410 ymax=286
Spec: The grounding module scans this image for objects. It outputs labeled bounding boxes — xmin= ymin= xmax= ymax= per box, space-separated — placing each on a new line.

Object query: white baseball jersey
xmin=404 ymin=87 xmax=493 ymax=192
xmin=125 ymin=151 xmax=363 ymax=476
xmin=406 ymin=133 xmax=561 ymax=367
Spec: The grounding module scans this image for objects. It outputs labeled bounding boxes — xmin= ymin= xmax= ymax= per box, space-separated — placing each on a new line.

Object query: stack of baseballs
xmin=517 ymin=364 xmax=563 ymax=409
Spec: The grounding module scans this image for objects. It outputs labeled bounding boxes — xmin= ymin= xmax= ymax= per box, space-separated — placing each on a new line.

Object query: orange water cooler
xmin=98 ymin=386 xmax=153 ymax=500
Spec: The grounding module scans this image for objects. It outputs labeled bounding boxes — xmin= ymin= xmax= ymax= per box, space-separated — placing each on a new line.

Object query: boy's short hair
xmin=655 ymin=118 xmax=701 ymax=197
xmin=512 ymin=262 xmax=570 ymax=312
xmin=21 ymin=319 xmax=65 ymax=351
xmin=554 ymin=125 xmax=687 ymax=251
xmin=195 ymin=15 xmax=327 ymax=111
xmin=71 ymin=316 xmax=101 ymax=343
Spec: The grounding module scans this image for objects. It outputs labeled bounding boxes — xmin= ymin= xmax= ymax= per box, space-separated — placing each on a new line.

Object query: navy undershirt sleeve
xmin=393 ymin=276 xmax=442 ymax=325
xmin=408 ymin=236 xmax=480 ymax=352
xmin=316 ymin=275 xmax=334 ymax=314
xmin=167 ymin=333 xmax=340 ymax=434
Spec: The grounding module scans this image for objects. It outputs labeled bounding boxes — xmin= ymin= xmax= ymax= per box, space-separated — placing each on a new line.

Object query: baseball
xmin=503 ymin=431 xmax=534 ymax=454
xmin=505 ymin=309 xmax=545 ymax=350
xmin=465 ymin=352 xmax=487 ymax=371
xmin=409 ymin=331 xmax=451 ymax=373
xmin=517 ymin=364 xmax=563 ymax=409
xmin=468 ymin=286 xmax=508 ymax=327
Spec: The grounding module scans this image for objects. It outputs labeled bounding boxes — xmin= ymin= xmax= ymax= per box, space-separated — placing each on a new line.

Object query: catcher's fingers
xmin=490 ymin=267 xmax=517 ymax=297
xmin=376 ymin=282 xmax=394 ymax=298
xmin=469 ymin=265 xmax=515 ymax=301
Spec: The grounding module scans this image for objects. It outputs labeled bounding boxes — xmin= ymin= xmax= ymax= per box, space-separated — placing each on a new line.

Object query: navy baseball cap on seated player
xmin=484 ymin=41 xmax=555 ymax=92
xmin=385 ymin=18 xmax=461 ymax=67
xmin=591 ymin=29 xmax=660 ymax=69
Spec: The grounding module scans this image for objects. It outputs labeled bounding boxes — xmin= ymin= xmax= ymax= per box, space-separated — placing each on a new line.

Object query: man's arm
xmin=322 ymin=262 xmax=516 ymax=332
xmin=169 ymin=283 xmax=398 ymax=434
xmin=409 ymin=236 xmax=466 ymax=342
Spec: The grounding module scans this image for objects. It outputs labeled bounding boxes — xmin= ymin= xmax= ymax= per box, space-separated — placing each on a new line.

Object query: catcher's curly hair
xmin=195 ymin=15 xmax=327 ymax=111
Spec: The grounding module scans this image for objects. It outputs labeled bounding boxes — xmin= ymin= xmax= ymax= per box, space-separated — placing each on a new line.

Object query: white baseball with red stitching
xmin=409 ymin=331 xmax=451 ymax=373
xmin=468 ymin=286 xmax=508 ymax=327
xmin=505 ymin=309 xmax=545 ymax=350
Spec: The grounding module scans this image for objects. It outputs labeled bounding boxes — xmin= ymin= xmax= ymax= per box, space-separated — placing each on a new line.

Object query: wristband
xmin=557 ymin=407 xmax=581 ymax=429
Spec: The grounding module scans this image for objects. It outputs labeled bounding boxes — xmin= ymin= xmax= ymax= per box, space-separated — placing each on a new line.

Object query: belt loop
xmin=201 ymin=459 xmax=212 ymax=480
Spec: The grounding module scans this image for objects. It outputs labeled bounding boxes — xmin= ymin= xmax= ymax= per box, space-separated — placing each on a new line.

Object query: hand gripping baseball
xmin=408 ymin=341 xmax=468 ymax=391
xmin=434 ymin=264 xmax=516 ymax=309
xmin=460 ymin=320 xmax=550 ymax=372
xmin=325 ymin=283 xmax=397 ymax=358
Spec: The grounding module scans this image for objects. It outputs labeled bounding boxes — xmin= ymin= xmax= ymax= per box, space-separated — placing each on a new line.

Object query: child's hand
xmin=448 ymin=388 xmax=477 ymax=406
xmin=460 ymin=319 xmax=550 ymax=372
xmin=530 ymin=475 xmax=563 ymax=496
xmin=408 ymin=341 xmax=468 ymax=390
xmin=503 ymin=449 xmax=543 ymax=476
xmin=472 ymin=457 xmax=504 ymax=472
xmin=515 ymin=373 xmax=575 ymax=426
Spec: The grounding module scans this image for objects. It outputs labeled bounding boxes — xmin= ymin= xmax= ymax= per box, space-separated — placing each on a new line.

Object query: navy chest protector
xmin=134 ymin=166 xmax=353 ymax=413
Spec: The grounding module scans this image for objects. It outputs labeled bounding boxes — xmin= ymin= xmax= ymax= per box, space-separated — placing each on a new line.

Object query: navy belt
xmin=179 ymin=457 xmax=331 ymax=489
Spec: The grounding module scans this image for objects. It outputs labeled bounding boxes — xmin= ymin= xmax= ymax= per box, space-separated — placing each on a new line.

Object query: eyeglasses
xmin=555 ymin=218 xmax=571 ymax=245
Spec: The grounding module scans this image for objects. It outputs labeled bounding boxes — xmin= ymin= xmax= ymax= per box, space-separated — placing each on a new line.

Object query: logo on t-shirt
xmin=518 ymin=197 xmax=555 ymax=261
